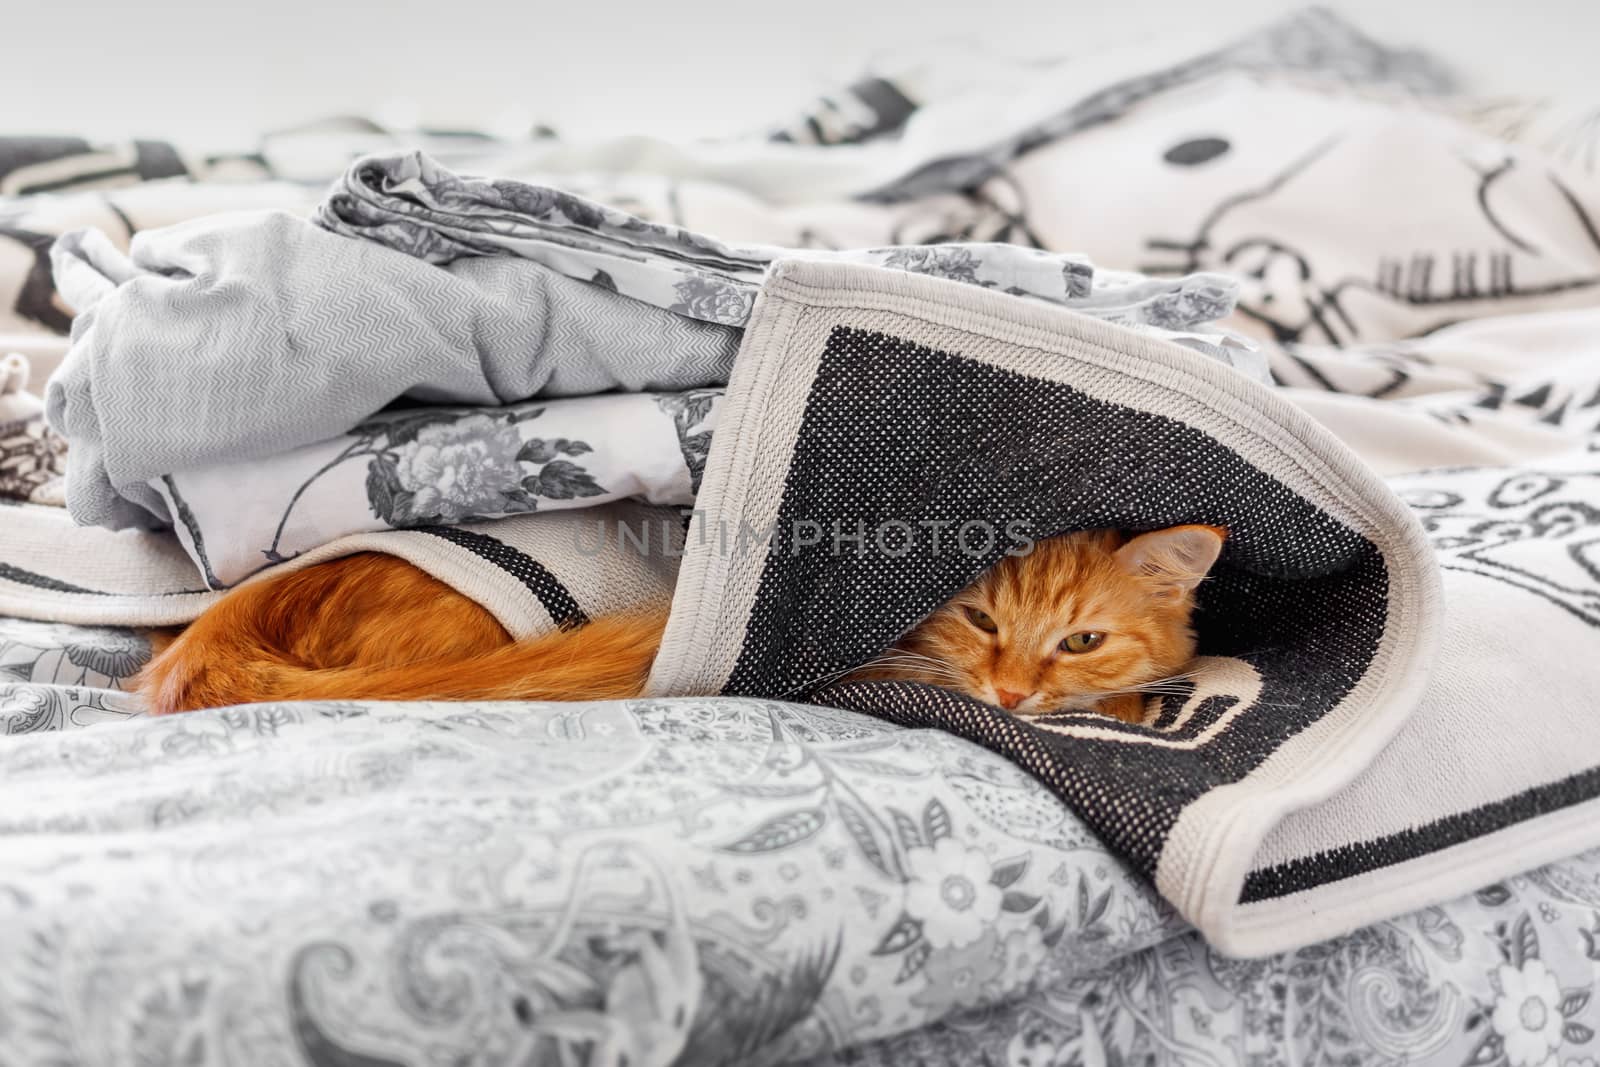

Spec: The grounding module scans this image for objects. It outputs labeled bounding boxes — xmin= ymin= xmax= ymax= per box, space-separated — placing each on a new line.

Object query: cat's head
xmin=897 ymin=525 xmax=1226 ymax=716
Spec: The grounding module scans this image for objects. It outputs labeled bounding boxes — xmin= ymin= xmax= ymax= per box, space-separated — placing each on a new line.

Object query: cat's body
xmin=138 ymin=526 xmax=1225 ymax=722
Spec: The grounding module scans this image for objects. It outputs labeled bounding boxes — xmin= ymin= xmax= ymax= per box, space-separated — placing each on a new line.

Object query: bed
xmin=3 ymin=620 xmax=1600 ymax=1065
xmin=3 ymin=9 xmax=1600 ymax=1065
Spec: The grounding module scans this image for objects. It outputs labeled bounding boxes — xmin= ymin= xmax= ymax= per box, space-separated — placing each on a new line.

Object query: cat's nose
xmin=994 ymin=688 xmax=1031 ymax=711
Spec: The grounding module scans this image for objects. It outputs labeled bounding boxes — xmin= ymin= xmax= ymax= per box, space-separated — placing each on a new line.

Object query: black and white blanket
xmin=2 ymin=20 xmax=1599 ymax=1067
xmin=645 ymin=261 xmax=1600 ymax=956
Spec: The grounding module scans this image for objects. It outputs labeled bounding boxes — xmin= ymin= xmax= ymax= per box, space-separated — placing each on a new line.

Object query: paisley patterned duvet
xmin=3 ymin=617 xmax=1597 ymax=1067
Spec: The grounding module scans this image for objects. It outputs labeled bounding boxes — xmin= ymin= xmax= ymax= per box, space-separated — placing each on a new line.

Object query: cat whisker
xmin=1092 ymin=675 xmax=1198 ymax=699
xmin=858 ymin=651 xmax=964 ymax=678
xmin=861 ymin=652 xmax=937 ymax=667
xmin=1135 ymin=671 xmax=1198 ymax=687
xmin=869 ymin=667 xmax=967 ymax=684
xmin=870 ymin=649 xmax=951 ymax=667
xmin=801 ymin=663 xmax=869 ymax=691
xmin=854 ymin=658 xmax=957 ymax=675
xmin=802 ymin=650 xmax=965 ymax=693
xmin=1088 ymin=682 xmax=1195 ymax=700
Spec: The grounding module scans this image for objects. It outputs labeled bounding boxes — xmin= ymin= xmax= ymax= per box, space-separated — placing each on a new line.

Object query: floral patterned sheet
xmin=808 ymin=858 xmax=1600 ymax=1067
xmin=2 ymin=615 xmax=1597 ymax=1067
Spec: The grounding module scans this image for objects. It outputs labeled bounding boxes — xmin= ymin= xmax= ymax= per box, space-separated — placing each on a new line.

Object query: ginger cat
xmin=138 ymin=525 xmax=1225 ymax=722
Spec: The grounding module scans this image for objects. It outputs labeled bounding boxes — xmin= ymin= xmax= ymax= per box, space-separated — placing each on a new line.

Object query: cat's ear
xmin=1115 ymin=525 xmax=1226 ymax=597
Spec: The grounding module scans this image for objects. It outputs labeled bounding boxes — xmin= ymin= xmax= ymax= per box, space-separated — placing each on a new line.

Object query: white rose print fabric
xmin=157 ymin=391 xmax=720 ymax=586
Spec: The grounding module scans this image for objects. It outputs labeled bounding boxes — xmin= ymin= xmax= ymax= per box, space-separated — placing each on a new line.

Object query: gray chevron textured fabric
xmin=46 ymin=218 xmax=743 ymax=529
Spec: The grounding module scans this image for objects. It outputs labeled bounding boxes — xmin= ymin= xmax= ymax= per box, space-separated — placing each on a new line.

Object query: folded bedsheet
xmin=45 ymin=158 xmax=1248 ymax=549
xmin=45 ymin=214 xmax=747 ymax=531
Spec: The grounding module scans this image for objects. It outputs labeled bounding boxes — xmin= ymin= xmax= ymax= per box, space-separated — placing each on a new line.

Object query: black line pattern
xmin=1243 ymin=766 xmax=1600 ymax=900
xmin=415 ymin=526 xmax=589 ymax=630
xmin=725 ymin=326 xmax=1389 ymax=881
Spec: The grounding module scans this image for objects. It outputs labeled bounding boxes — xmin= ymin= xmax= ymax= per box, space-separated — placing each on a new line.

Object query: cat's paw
xmin=1096 ymin=692 xmax=1150 ymax=724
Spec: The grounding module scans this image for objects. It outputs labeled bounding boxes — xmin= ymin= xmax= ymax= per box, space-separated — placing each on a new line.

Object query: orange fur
xmin=851 ymin=526 xmax=1226 ymax=722
xmin=139 ymin=553 xmax=663 ymax=713
xmin=139 ymin=527 xmax=1224 ymax=721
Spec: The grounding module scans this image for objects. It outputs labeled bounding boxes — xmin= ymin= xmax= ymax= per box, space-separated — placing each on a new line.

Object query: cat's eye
xmin=1059 ymin=632 xmax=1105 ymax=654
xmin=964 ymin=607 xmax=998 ymax=633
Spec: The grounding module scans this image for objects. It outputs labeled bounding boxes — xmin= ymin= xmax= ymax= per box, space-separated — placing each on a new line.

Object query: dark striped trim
xmin=847 ymin=77 xmax=919 ymax=139
xmin=414 ymin=527 xmax=588 ymax=629
xmin=0 ymin=136 xmax=92 ymax=182
xmin=0 ymin=562 xmax=100 ymax=594
xmin=0 ymin=562 xmax=207 ymax=598
xmin=2 ymin=140 xmax=189 ymax=195
xmin=1241 ymin=765 xmax=1600 ymax=901
xmin=133 ymin=140 xmax=187 ymax=182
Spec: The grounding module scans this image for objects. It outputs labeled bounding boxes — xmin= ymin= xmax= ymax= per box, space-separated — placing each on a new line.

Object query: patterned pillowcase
xmin=0 ymin=352 xmax=66 ymax=505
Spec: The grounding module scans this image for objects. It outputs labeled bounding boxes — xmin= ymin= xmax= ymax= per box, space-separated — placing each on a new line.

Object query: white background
xmin=7 ymin=1 xmax=1597 ymax=147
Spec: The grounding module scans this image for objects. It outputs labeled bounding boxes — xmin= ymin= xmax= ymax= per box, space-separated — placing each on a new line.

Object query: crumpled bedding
xmin=46 ymin=163 xmax=1246 ymax=565
xmin=0 ymin=617 xmax=1177 ymax=1065
xmin=45 ymin=214 xmax=745 ymax=532
xmin=812 ymin=848 xmax=1600 ymax=1067
xmin=4 ymin=7 xmax=1600 ymax=1066
xmin=6 ymin=620 xmax=1600 ymax=1067
xmin=49 ymin=205 xmax=1242 ymax=585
